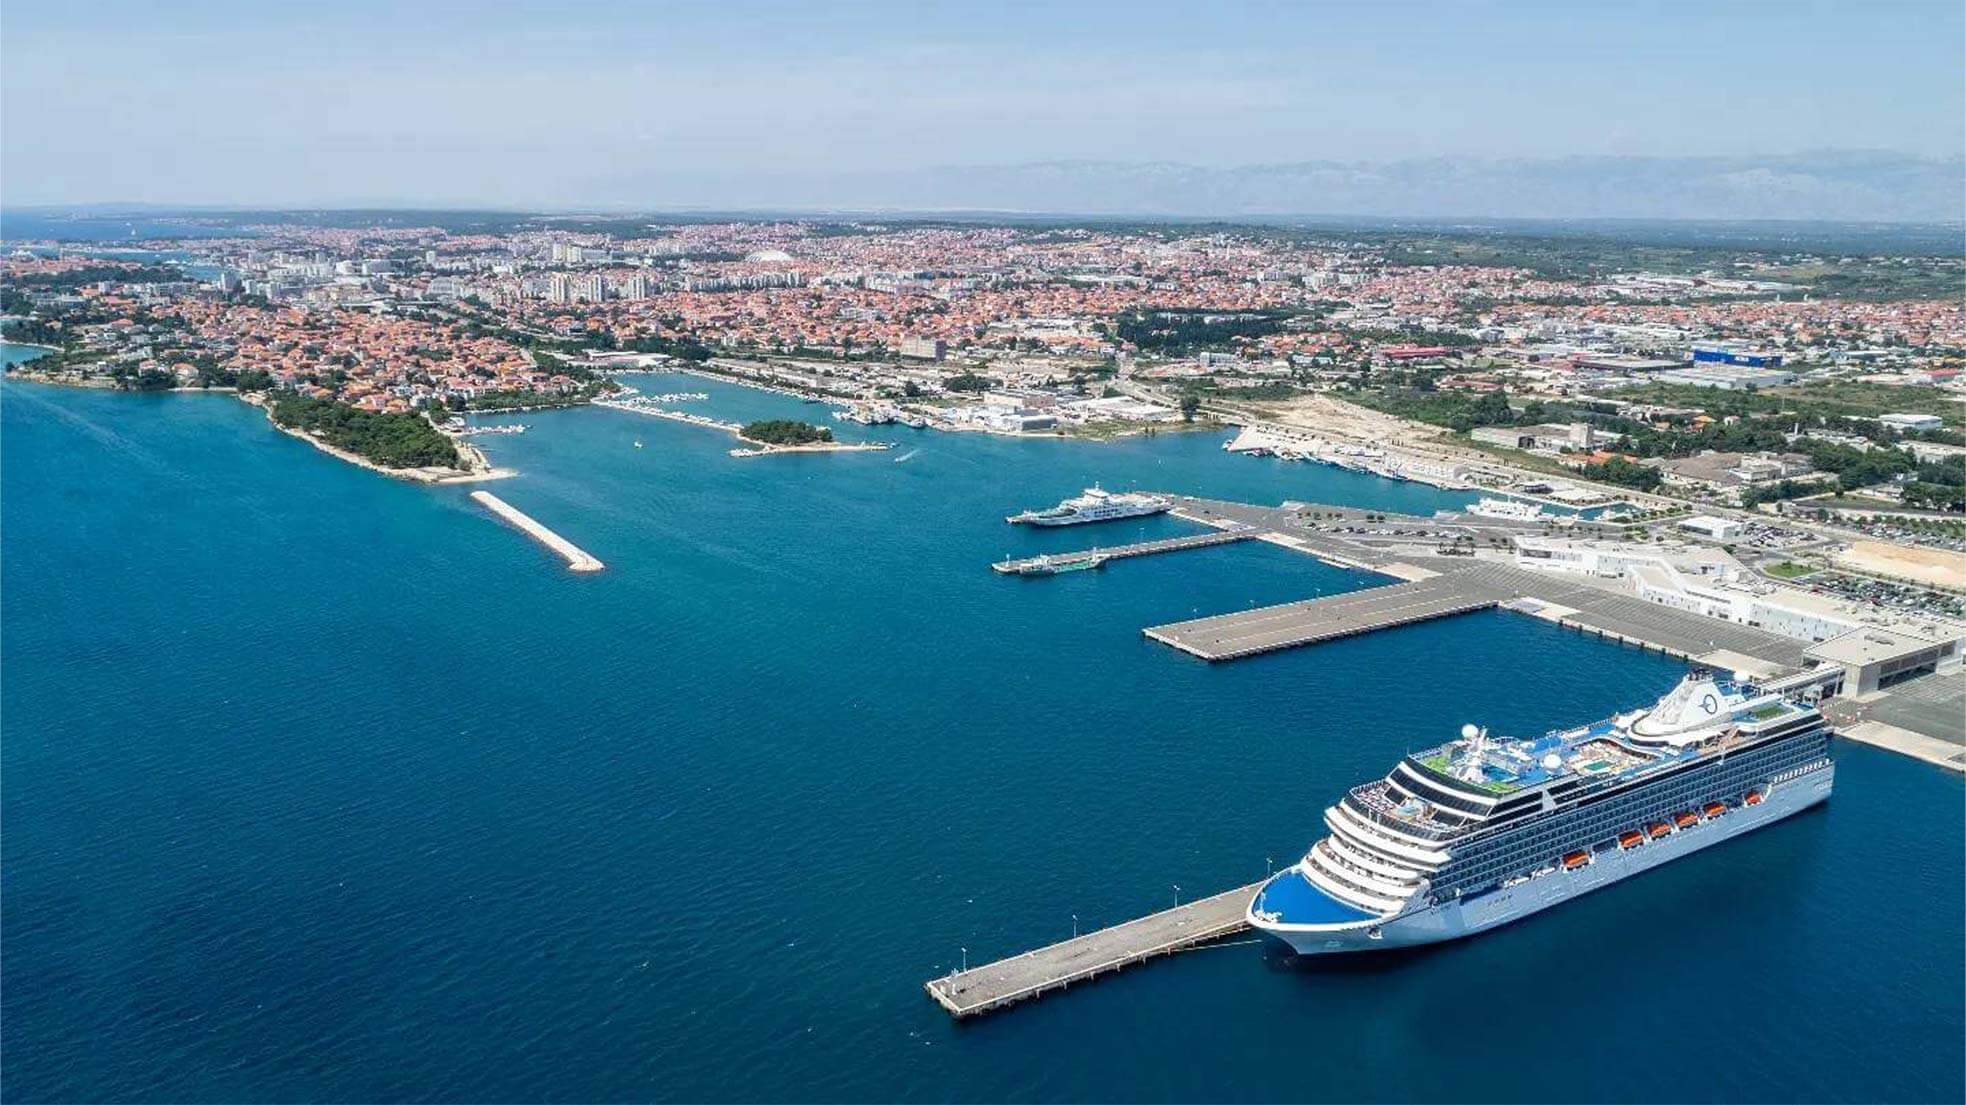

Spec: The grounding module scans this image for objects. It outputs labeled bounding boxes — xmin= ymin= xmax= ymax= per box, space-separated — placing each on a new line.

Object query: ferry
xmin=1007 ymin=486 xmax=1172 ymax=527
xmin=1248 ymin=670 xmax=1833 ymax=953
xmin=997 ymin=553 xmax=1109 ymax=577
xmin=1465 ymin=497 xmax=1548 ymax=522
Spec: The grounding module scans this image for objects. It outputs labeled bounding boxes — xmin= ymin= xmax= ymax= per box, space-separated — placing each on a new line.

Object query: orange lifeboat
xmin=1618 ymin=831 xmax=1644 ymax=850
xmin=1674 ymin=811 xmax=1699 ymax=829
xmin=1562 ymin=850 xmax=1590 ymax=870
xmin=1703 ymin=801 xmax=1727 ymax=819
xmin=1647 ymin=822 xmax=1672 ymax=839
xmin=1744 ymin=791 xmax=1765 ymax=806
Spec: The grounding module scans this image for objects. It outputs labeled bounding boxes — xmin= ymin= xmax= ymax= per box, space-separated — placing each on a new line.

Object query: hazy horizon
xmin=4 ymin=1 xmax=1964 ymax=220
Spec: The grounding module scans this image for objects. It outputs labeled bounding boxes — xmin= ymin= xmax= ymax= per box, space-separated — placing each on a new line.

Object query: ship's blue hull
xmin=1264 ymin=764 xmax=1834 ymax=954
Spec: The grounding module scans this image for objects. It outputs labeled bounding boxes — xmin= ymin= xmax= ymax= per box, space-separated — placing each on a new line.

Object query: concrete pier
xmin=992 ymin=527 xmax=1259 ymax=574
xmin=593 ymin=397 xmax=743 ymax=435
xmin=471 ymin=491 xmax=604 ymax=573
xmin=1145 ymin=575 xmax=1500 ymax=660
xmin=925 ymin=882 xmax=1261 ymax=1019
xmin=1141 ymin=496 xmax=1816 ymax=672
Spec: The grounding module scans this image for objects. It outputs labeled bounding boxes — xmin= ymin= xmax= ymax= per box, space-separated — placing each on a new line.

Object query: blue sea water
xmin=0 ymin=214 xmax=237 ymax=243
xmin=3 ymin=356 xmax=1961 ymax=1103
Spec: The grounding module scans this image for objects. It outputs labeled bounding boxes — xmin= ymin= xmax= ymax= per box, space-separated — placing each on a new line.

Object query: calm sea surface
xmin=3 ymin=349 xmax=1961 ymax=1103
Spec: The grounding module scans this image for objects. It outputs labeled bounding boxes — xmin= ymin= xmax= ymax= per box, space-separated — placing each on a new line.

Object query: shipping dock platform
xmin=992 ymin=526 xmax=1259 ymax=574
xmin=1145 ymin=496 xmax=1813 ymax=672
xmin=925 ymin=882 xmax=1261 ymax=1019
xmin=1145 ymin=574 xmax=1503 ymax=660
xmin=929 ymin=491 xmax=1847 ymax=1021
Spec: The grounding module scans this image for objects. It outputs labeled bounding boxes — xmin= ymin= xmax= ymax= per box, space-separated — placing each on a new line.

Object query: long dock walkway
xmin=1145 ymin=575 xmax=1500 ymax=660
xmin=593 ymin=398 xmax=743 ymax=435
xmin=471 ymin=491 xmax=605 ymax=572
xmin=925 ymin=882 xmax=1261 ymax=1019
xmin=992 ymin=526 xmax=1259 ymax=574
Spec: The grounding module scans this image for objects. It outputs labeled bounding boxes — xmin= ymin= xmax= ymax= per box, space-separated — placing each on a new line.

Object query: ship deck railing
xmin=1343 ymin=791 xmax=1463 ymax=841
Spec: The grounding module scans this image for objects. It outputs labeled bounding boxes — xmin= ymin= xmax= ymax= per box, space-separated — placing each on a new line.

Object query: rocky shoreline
xmin=238 ymin=392 xmax=514 ymax=484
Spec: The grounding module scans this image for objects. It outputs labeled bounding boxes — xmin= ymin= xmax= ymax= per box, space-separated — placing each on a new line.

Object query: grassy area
xmin=1762 ymin=382 xmax=1963 ymax=421
xmin=1063 ymin=418 xmax=1217 ymax=441
xmin=1764 ymin=561 xmax=1819 ymax=580
xmin=1616 ymin=380 xmax=1963 ymax=422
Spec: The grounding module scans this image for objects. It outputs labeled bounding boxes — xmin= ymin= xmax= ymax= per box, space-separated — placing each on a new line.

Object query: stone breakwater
xmin=470 ymin=490 xmax=604 ymax=572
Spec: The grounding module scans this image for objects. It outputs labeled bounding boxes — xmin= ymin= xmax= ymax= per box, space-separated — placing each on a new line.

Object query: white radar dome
xmin=1733 ymin=669 xmax=1752 ymax=684
xmin=1542 ymin=753 xmax=1563 ymax=771
xmin=1460 ymin=723 xmax=1480 ymax=740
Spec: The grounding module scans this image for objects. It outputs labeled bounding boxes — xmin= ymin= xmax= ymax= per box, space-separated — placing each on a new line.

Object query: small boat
xmin=633 ymin=440 xmax=644 ymax=449
xmin=1618 ymin=831 xmax=1644 ymax=850
xmin=1743 ymin=790 xmax=1765 ymax=806
xmin=1561 ymin=850 xmax=1591 ymax=870
xmin=1647 ymin=822 xmax=1672 ymax=839
xmin=1674 ymin=811 xmax=1699 ymax=829
xmin=1703 ymin=801 xmax=1727 ymax=819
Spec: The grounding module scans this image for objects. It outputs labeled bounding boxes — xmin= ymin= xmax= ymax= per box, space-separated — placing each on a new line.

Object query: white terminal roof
xmin=1807 ymin=626 xmax=1952 ymax=667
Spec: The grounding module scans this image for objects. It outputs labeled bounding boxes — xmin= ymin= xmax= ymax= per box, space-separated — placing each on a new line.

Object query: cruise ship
xmin=1248 ymin=671 xmax=1834 ymax=953
xmin=1006 ymin=486 xmax=1172 ymax=526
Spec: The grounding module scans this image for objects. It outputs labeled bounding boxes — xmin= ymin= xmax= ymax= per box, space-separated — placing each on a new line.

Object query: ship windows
xmin=1428 ymin=732 xmax=1829 ymax=892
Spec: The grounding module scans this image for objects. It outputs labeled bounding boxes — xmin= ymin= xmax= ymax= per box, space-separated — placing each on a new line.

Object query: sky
xmin=3 ymin=0 xmax=1963 ymax=210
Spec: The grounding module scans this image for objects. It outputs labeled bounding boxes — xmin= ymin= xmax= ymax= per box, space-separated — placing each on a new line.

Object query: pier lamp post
xmin=960 ymin=946 xmax=967 ymax=972
xmin=1072 ymin=914 xmax=1078 ymax=938
xmin=1267 ymin=856 xmax=1274 ymax=876
xmin=1173 ymin=884 xmax=1181 ymax=907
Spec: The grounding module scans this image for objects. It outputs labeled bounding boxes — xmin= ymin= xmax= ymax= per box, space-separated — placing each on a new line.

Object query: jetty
xmin=992 ymin=526 xmax=1259 ymax=574
xmin=1142 ymin=496 xmax=1816 ymax=672
xmin=1146 ymin=574 xmax=1501 ymax=660
xmin=925 ymin=882 xmax=1261 ymax=1019
xmin=470 ymin=491 xmax=604 ymax=573
xmin=594 ymin=398 xmax=743 ymax=435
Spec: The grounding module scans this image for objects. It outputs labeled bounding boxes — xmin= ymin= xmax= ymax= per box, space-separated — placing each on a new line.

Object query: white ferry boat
xmin=1006 ymin=486 xmax=1173 ymax=526
xmin=1248 ymin=671 xmax=1834 ymax=953
xmin=1465 ymin=497 xmax=1548 ymax=522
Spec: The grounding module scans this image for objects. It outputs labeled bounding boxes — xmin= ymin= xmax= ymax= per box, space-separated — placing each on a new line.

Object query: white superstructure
xmin=1006 ymin=486 xmax=1172 ymax=526
xmin=1465 ymin=497 xmax=1548 ymax=522
xmin=1248 ymin=673 xmax=1835 ymax=954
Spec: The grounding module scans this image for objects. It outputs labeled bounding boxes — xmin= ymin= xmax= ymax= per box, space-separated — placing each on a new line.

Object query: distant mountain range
xmin=600 ymin=151 xmax=1964 ymax=223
